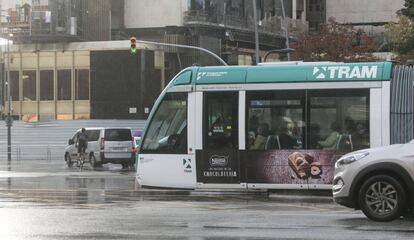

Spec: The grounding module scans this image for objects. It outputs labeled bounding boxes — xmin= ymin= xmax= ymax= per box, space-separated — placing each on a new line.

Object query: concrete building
xmin=0 ymin=0 xmax=117 ymax=43
xmin=326 ymin=0 xmax=404 ymax=35
xmin=124 ymin=0 xmax=309 ymax=67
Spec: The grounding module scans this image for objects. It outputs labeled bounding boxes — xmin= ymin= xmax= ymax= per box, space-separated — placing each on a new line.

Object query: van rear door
xmin=104 ymin=129 xmax=133 ymax=159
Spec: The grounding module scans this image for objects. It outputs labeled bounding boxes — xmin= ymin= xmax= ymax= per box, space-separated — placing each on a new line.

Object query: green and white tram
xmin=136 ymin=61 xmax=405 ymax=190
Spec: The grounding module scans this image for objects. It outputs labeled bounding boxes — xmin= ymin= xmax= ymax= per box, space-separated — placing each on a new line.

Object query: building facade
xmin=326 ymin=0 xmax=404 ymax=34
xmin=2 ymin=41 xmax=164 ymax=121
xmin=0 ymin=0 xmax=118 ymax=43
xmin=124 ymin=0 xmax=309 ymax=67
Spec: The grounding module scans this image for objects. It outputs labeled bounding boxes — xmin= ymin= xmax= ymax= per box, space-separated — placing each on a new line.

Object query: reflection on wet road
xmin=0 ymin=160 xmax=413 ymax=240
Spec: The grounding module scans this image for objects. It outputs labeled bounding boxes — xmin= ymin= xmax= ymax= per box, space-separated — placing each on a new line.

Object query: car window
xmin=105 ymin=129 xmax=132 ymax=141
xmin=86 ymin=130 xmax=101 ymax=141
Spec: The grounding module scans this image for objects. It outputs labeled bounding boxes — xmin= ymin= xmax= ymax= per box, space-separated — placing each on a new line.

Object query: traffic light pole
xmin=6 ymin=35 xmax=12 ymax=162
xmin=135 ymin=39 xmax=228 ymax=66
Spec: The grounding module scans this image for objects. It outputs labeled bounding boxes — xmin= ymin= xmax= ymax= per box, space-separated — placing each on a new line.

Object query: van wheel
xmin=121 ymin=163 xmax=129 ymax=169
xmin=358 ymin=175 xmax=406 ymax=222
xmin=65 ymin=153 xmax=72 ymax=167
xmin=90 ymin=154 xmax=98 ymax=168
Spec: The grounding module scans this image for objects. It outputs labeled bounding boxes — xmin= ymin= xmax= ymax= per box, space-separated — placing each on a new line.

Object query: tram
xmin=136 ymin=61 xmax=413 ymax=190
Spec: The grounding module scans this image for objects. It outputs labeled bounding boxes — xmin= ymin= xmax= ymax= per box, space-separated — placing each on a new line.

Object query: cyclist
xmin=76 ymin=128 xmax=88 ymax=168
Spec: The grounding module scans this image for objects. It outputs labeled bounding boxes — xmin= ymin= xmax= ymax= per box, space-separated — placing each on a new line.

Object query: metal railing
xmin=183 ymin=10 xmax=308 ymax=38
xmin=0 ymin=144 xmax=65 ymax=161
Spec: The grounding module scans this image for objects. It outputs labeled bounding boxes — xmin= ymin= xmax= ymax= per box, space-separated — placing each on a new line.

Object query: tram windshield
xmin=141 ymin=92 xmax=187 ymax=153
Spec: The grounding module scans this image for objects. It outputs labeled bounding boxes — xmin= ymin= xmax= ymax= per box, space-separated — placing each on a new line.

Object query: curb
xmin=268 ymin=193 xmax=334 ymax=204
xmin=134 ymin=188 xmax=334 ymax=203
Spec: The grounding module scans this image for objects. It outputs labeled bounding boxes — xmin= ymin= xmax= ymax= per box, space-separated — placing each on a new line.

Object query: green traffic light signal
xmin=130 ymin=37 xmax=137 ymax=54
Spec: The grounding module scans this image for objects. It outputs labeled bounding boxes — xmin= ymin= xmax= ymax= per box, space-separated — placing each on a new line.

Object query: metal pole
xmin=136 ymin=40 xmax=228 ymax=66
xmin=280 ymin=0 xmax=291 ymax=61
xmin=6 ymin=35 xmax=12 ymax=162
xmin=140 ymin=50 xmax=146 ymax=118
xmin=253 ymin=0 xmax=260 ymax=65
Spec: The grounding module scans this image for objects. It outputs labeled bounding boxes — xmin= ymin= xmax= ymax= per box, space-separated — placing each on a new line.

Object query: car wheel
xmin=128 ymin=159 xmax=135 ymax=169
xmin=90 ymin=154 xmax=97 ymax=168
xmin=358 ymin=175 xmax=406 ymax=222
xmin=65 ymin=153 xmax=72 ymax=167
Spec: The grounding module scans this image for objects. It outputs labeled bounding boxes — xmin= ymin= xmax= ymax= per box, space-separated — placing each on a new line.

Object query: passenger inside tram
xmin=278 ymin=119 xmax=301 ymax=149
xmin=309 ymin=123 xmax=322 ymax=149
xmin=251 ymin=123 xmax=270 ymax=150
xmin=318 ymin=121 xmax=341 ymax=149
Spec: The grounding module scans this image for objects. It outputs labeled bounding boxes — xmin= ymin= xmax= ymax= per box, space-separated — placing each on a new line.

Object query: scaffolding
xmin=3 ymin=0 xmax=114 ymax=43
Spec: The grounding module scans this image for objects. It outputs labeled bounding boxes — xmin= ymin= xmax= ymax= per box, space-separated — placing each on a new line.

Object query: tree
xmin=386 ymin=15 xmax=414 ymax=62
xmin=291 ymin=18 xmax=378 ymax=62
xmin=400 ymin=0 xmax=414 ymax=19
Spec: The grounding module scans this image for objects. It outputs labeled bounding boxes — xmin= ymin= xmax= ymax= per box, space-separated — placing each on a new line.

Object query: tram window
xmin=247 ymin=90 xmax=305 ymax=150
xmin=205 ymin=92 xmax=238 ymax=150
xmin=141 ymin=93 xmax=187 ymax=154
xmin=309 ymin=89 xmax=369 ymax=151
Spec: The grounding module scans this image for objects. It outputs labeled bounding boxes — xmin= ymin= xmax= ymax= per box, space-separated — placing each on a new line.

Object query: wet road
xmin=0 ymin=160 xmax=413 ymax=240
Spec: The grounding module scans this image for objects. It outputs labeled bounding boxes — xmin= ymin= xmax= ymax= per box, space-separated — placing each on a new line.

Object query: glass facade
xmin=40 ymin=70 xmax=54 ymax=101
xmin=9 ymin=71 xmax=19 ymax=101
xmin=22 ymin=70 xmax=37 ymax=101
xmin=57 ymin=70 xmax=72 ymax=101
xmin=75 ymin=69 xmax=90 ymax=100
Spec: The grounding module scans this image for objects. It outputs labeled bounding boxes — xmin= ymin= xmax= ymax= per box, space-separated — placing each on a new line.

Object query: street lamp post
xmin=280 ymin=0 xmax=291 ymax=61
xmin=253 ymin=0 xmax=260 ymax=65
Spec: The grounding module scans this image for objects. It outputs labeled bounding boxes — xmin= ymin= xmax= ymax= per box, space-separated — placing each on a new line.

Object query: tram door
xmin=196 ymin=92 xmax=245 ymax=188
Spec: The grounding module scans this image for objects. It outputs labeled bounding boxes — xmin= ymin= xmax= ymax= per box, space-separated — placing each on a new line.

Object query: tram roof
xmin=172 ymin=61 xmax=393 ymax=86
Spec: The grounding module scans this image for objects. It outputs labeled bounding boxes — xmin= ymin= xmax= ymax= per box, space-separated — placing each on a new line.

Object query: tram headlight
xmin=335 ymin=152 xmax=369 ymax=168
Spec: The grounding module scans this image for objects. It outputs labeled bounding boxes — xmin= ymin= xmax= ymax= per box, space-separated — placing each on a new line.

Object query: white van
xmin=64 ymin=127 xmax=135 ymax=168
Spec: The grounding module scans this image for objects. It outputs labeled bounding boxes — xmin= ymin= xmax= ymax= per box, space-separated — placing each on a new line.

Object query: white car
xmin=333 ymin=140 xmax=414 ymax=221
xmin=64 ymin=127 xmax=135 ymax=168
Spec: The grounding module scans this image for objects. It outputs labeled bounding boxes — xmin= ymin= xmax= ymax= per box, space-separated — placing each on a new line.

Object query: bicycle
xmin=77 ymin=152 xmax=86 ymax=169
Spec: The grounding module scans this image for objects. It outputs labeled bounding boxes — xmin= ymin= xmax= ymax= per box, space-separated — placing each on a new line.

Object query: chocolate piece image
xmin=304 ymin=153 xmax=314 ymax=164
xmin=288 ymin=152 xmax=310 ymax=179
xmin=310 ymin=162 xmax=322 ymax=178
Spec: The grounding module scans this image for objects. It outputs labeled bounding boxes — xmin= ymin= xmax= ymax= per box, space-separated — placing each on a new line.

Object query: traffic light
xmin=130 ymin=37 xmax=137 ymax=54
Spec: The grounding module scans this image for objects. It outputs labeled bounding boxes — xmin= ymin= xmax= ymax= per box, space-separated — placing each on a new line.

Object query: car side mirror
xmin=68 ymin=139 xmax=74 ymax=145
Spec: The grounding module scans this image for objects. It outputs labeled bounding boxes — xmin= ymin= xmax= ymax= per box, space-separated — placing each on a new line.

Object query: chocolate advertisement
xmin=196 ymin=150 xmax=243 ymax=184
xmin=245 ymin=150 xmax=340 ymax=184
